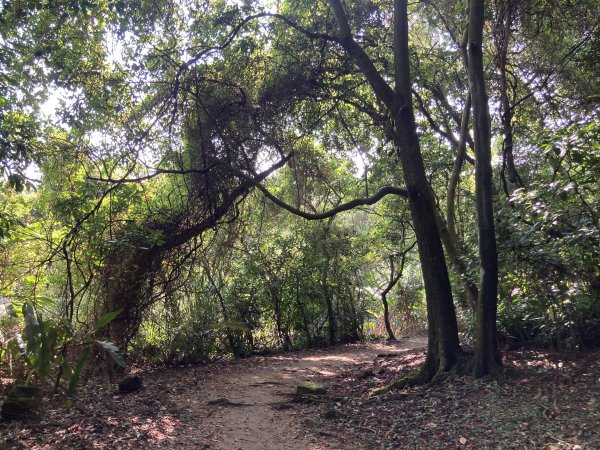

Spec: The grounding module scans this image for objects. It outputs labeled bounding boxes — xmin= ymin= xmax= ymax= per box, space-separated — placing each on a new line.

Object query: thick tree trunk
xmin=329 ymin=0 xmax=463 ymax=382
xmin=392 ymin=0 xmax=462 ymax=380
xmin=467 ymin=0 xmax=503 ymax=377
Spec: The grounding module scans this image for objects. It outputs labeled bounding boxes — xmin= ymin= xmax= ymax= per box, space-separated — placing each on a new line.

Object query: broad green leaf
xmin=88 ymin=310 xmax=121 ymax=336
xmin=33 ymin=296 xmax=58 ymax=310
xmin=22 ymin=303 xmax=38 ymax=326
xmin=38 ymin=315 xmax=52 ymax=382
xmin=94 ymin=339 xmax=125 ymax=367
xmin=22 ymin=303 xmax=41 ymax=356
xmin=6 ymin=303 xmax=18 ymax=317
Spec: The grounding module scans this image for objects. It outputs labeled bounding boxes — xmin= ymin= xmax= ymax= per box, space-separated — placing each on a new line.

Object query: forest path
xmin=2 ymin=338 xmax=599 ymax=449
xmin=159 ymin=337 xmax=426 ymax=449
xmin=0 ymin=337 xmax=426 ymax=449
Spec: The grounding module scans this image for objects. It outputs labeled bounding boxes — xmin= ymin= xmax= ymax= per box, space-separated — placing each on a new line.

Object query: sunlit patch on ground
xmin=302 ymin=355 xmax=363 ymax=363
xmin=1 ymin=341 xmax=597 ymax=449
xmin=305 ymin=366 xmax=337 ymax=376
xmin=130 ymin=415 xmax=179 ymax=441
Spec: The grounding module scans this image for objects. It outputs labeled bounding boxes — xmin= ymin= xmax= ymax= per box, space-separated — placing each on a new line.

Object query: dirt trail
xmin=3 ymin=337 xmax=599 ymax=449
xmin=171 ymin=337 xmax=426 ymax=449
xmin=0 ymin=337 xmax=426 ymax=449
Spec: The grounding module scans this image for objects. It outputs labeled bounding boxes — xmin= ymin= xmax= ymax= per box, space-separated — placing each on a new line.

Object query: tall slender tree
xmin=467 ymin=0 xmax=503 ymax=377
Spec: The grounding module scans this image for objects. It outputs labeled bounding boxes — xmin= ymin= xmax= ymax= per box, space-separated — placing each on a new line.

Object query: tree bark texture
xmin=329 ymin=0 xmax=463 ymax=379
xmin=467 ymin=0 xmax=503 ymax=377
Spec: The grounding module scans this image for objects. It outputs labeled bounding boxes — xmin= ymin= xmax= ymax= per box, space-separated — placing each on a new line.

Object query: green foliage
xmin=0 ymin=0 xmax=599 ymax=400
xmin=495 ymin=101 xmax=600 ymax=350
xmin=93 ymin=339 xmax=125 ymax=368
xmin=0 ymin=301 xmax=123 ymax=396
xmin=64 ymin=348 xmax=89 ymax=397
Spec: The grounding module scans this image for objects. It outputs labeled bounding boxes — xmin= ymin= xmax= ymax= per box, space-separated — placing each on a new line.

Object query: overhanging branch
xmin=259 ymin=183 xmax=408 ymax=220
xmin=218 ymin=159 xmax=408 ymax=220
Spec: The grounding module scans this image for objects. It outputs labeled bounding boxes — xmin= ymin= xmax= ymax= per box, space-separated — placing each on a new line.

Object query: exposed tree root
xmin=369 ymin=370 xmax=431 ymax=396
xmin=473 ymin=351 xmax=504 ymax=379
xmin=370 ymin=352 xmax=476 ymax=396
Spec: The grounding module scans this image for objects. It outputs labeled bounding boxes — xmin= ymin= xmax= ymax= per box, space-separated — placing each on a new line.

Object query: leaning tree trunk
xmin=391 ymin=0 xmax=463 ymax=381
xmin=329 ymin=0 xmax=463 ymax=385
xmin=98 ymin=147 xmax=291 ymax=352
xmin=467 ymin=0 xmax=503 ymax=377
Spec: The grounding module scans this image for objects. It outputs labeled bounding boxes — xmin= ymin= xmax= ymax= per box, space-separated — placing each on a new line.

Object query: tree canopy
xmin=1 ymin=0 xmax=599 ymax=397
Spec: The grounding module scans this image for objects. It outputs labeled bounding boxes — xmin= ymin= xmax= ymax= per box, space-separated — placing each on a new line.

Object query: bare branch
xmin=220 ymin=158 xmax=408 ymax=220
xmin=87 ymin=163 xmax=220 ymax=184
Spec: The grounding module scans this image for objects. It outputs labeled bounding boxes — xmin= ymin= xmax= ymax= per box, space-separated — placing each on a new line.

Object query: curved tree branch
xmin=218 ymin=158 xmax=408 ymax=220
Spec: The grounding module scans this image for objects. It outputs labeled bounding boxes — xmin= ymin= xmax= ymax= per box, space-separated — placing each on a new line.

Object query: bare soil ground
xmin=1 ymin=337 xmax=598 ymax=449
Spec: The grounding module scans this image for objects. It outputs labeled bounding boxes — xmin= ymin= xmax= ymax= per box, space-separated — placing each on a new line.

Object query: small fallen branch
xmin=361 ymin=392 xmax=426 ymax=405
xmin=376 ymin=352 xmax=401 ymax=358
xmin=206 ymin=397 xmax=253 ymax=407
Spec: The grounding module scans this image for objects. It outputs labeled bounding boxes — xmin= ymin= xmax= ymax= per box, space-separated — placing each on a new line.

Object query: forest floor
xmin=1 ymin=337 xmax=599 ymax=449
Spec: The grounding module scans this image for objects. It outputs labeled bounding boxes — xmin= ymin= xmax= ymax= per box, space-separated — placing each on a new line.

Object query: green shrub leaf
xmin=88 ymin=310 xmax=121 ymax=336
xmin=94 ymin=339 xmax=125 ymax=367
